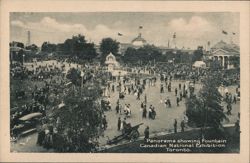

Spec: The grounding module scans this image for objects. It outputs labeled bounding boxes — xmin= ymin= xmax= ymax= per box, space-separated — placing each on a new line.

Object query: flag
xmin=118 ymin=32 xmax=123 ymax=36
xmin=222 ymin=30 xmax=228 ymax=35
xmin=232 ymin=32 xmax=236 ymax=35
xmin=139 ymin=26 xmax=143 ymax=29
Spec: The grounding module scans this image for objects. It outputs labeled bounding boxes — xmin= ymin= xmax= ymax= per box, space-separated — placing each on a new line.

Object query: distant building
xmin=9 ymin=41 xmax=32 ymax=63
xmin=105 ymin=53 xmax=119 ymax=71
xmin=207 ymin=40 xmax=240 ymax=69
xmin=104 ymin=52 xmax=127 ymax=78
xmin=131 ymin=33 xmax=147 ymax=47
xmin=119 ymin=32 xmax=194 ymax=55
xmin=119 ymin=33 xmax=147 ymax=54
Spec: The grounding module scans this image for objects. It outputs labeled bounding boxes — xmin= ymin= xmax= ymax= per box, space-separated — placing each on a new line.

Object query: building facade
xmin=207 ymin=40 xmax=240 ymax=69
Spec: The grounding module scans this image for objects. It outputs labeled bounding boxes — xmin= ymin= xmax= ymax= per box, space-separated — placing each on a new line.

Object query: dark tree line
xmin=42 ymin=35 xmax=98 ymax=61
xmin=123 ymin=45 xmax=162 ymax=65
xmin=122 ymin=45 xmax=193 ymax=66
xmin=11 ymin=34 xmax=210 ymax=65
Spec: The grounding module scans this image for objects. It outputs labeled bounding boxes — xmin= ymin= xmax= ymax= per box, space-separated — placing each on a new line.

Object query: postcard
xmin=0 ymin=0 xmax=249 ymax=162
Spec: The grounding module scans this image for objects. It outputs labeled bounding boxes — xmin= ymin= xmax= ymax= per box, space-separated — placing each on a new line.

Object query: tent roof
xmin=193 ymin=61 xmax=206 ymax=67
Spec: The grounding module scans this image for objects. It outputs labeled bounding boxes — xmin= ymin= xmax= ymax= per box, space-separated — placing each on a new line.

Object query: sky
xmin=10 ymin=12 xmax=239 ymax=49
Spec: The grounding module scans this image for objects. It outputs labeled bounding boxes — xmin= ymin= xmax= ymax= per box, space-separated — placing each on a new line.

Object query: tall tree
xmin=123 ymin=47 xmax=138 ymax=64
xmin=100 ymin=38 xmax=120 ymax=62
xmin=61 ymin=34 xmax=97 ymax=61
xmin=186 ymin=72 xmax=228 ymax=130
xmin=41 ymin=42 xmax=56 ymax=53
xmin=53 ymin=85 xmax=103 ymax=152
xmin=228 ymin=56 xmax=240 ymax=68
xmin=192 ymin=46 xmax=204 ymax=63
xmin=26 ymin=44 xmax=38 ymax=53
xmin=123 ymin=45 xmax=163 ymax=65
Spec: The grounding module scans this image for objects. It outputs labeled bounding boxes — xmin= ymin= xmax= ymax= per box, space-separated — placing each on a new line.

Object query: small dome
xmin=131 ymin=33 xmax=147 ymax=46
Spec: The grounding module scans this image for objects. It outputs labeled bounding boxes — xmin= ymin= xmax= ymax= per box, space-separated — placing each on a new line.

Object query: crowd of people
xmin=10 ymin=57 xmax=240 ymax=151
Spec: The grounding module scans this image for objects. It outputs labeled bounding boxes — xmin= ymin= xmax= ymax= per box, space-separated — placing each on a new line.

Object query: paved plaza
xmin=98 ymin=78 xmax=239 ymax=145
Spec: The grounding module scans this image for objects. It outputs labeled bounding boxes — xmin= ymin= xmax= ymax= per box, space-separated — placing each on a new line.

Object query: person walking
xmin=235 ymin=120 xmax=240 ymax=134
xmin=167 ymin=98 xmax=171 ymax=108
xmin=160 ymin=84 xmax=164 ymax=93
xmin=102 ymin=115 xmax=108 ymax=130
xmin=227 ymin=102 xmax=232 ymax=115
xmin=148 ymin=105 xmax=152 ymax=119
xmin=176 ymin=97 xmax=180 ymax=106
xmin=233 ymin=93 xmax=237 ymax=104
xmin=117 ymin=117 xmax=121 ymax=131
xmin=137 ymin=91 xmax=140 ymax=100
xmin=181 ymin=120 xmax=185 ymax=132
xmin=174 ymin=119 xmax=177 ymax=133
xmin=142 ymin=107 xmax=147 ymax=118
xmin=179 ymin=92 xmax=183 ymax=101
xmin=121 ymin=118 xmax=127 ymax=133
xmin=144 ymin=126 xmax=149 ymax=141
xmin=115 ymin=104 xmax=119 ymax=114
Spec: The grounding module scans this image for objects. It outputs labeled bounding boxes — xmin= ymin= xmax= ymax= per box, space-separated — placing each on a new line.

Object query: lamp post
xmin=22 ymin=54 xmax=25 ymax=65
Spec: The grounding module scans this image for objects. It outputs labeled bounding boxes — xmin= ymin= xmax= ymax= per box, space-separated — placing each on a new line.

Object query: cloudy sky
xmin=10 ymin=12 xmax=239 ymax=49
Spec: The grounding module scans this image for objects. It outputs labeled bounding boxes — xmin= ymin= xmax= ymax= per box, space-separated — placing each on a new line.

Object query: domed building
xmin=131 ymin=33 xmax=147 ymax=47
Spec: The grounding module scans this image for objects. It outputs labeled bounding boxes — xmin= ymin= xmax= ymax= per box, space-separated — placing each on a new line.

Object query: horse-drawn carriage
xmin=107 ymin=123 xmax=143 ymax=145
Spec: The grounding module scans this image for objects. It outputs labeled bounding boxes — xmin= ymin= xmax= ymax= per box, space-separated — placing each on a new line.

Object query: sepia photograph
xmin=9 ymin=12 xmax=241 ymax=153
xmin=0 ymin=0 xmax=249 ymax=162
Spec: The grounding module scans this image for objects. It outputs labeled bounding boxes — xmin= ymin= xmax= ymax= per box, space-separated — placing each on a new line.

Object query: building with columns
xmin=207 ymin=40 xmax=240 ymax=69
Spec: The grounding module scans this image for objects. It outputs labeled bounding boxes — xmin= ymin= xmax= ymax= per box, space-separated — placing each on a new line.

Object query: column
xmin=222 ymin=56 xmax=225 ymax=69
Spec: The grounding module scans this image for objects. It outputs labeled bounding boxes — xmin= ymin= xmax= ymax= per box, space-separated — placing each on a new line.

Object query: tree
xmin=122 ymin=45 xmax=163 ymax=65
xmin=192 ymin=46 xmax=204 ymax=63
xmin=229 ymin=56 xmax=240 ymax=68
xmin=53 ymin=85 xmax=103 ymax=152
xmin=123 ymin=47 xmax=138 ymax=64
xmin=100 ymin=38 xmax=120 ymax=63
xmin=78 ymin=43 xmax=97 ymax=61
xmin=209 ymin=59 xmax=222 ymax=71
xmin=66 ymin=68 xmax=81 ymax=86
xmin=26 ymin=44 xmax=39 ymax=53
xmin=186 ymin=72 xmax=228 ymax=130
xmin=61 ymin=34 xmax=97 ymax=61
xmin=41 ymin=42 xmax=57 ymax=53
